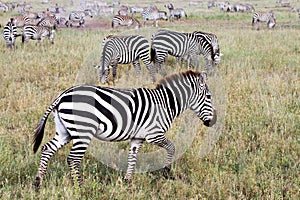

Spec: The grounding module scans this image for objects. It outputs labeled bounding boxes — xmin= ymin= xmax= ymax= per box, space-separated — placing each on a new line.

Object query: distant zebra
xmin=151 ymin=30 xmax=221 ymax=73
xmin=68 ymin=9 xmax=93 ymax=27
xmin=129 ymin=6 xmax=145 ymax=14
xmin=252 ymin=11 xmax=276 ymax=29
xmin=96 ymin=35 xmax=155 ymax=83
xmin=276 ymin=0 xmax=290 ymax=7
xmin=164 ymin=3 xmax=187 ymax=22
xmin=12 ymin=16 xmax=31 ymax=28
xmin=142 ymin=7 xmax=168 ymax=27
xmin=2 ymin=18 xmax=21 ymax=49
xmin=111 ymin=15 xmax=140 ymax=29
xmin=37 ymin=16 xmax=58 ymax=30
xmin=32 ymin=70 xmax=217 ymax=188
xmin=22 ymin=25 xmax=55 ymax=44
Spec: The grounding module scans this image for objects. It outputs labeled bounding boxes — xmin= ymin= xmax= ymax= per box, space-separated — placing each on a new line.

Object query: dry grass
xmin=0 ymin=0 xmax=299 ymax=199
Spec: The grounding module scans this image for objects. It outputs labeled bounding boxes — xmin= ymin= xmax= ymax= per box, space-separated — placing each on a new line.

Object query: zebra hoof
xmin=34 ymin=176 xmax=41 ymax=189
xmin=124 ymin=177 xmax=132 ymax=184
xmin=162 ymin=166 xmax=174 ymax=180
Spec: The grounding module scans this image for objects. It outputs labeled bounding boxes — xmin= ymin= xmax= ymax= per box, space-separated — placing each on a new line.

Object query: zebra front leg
xmin=100 ymin=68 xmax=110 ymax=84
xmin=124 ymin=139 xmax=143 ymax=183
xmin=112 ymin=63 xmax=118 ymax=85
xmin=146 ymin=134 xmax=175 ymax=176
xmin=133 ymin=60 xmax=141 ymax=74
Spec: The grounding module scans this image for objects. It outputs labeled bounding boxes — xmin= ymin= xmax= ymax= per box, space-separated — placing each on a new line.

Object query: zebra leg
xmin=146 ymin=63 xmax=156 ymax=83
xmin=132 ymin=60 xmax=141 ymax=74
xmin=100 ymin=69 xmax=110 ymax=84
xmin=35 ymin=110 xmax=71 ymax=188
xmin=67 ymin=138 xmax=91 ymax=186
xmin=112 ymin=64 xmax=117 ymax=84
xmin=146 ymin=135 xmax=175 ymax=173
xmin=124 ymin=139 xmax=143 ymax=183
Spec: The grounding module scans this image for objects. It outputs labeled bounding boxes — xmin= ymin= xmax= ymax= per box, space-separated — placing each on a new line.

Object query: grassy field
xmin=0 ymin=0 xmax=299 ymax=199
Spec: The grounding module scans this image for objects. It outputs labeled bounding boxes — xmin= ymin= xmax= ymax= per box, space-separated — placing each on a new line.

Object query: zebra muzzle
xmin=203 ymin=110 xmax=217 ymax=127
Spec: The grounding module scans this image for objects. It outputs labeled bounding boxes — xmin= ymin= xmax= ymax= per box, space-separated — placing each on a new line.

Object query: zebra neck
xmin=155 ymin=85 xmax=188 ymax=118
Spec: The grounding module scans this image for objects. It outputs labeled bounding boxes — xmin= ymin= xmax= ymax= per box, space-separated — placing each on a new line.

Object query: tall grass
xmin=0 ymin=0 xmax=299 ymax=199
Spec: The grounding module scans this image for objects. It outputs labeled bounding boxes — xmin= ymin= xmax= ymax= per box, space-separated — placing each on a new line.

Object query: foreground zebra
xmin=22 ymin=25 xmax=55 ymax=44
xmin=33 ymin=70 xmax=217 ymax=187
xmin=96 ymin=35 xmax=155 ymax=84
xmin=111 ymin=15 xmax=141 ymax=29
xmin=151 ymin=30 xmax=221 ymax=73
xmin=252 ymin=11 xmax=276 ymax=30
xmin=2 ymin=18 xmax=21 ymax=49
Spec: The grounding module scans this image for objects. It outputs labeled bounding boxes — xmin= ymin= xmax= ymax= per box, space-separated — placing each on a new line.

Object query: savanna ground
xmin=0 ymin=0 xmax=299 ymax=199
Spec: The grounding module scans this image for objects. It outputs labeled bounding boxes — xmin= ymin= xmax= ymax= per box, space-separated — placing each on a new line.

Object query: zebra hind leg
xmin=35 ymin=110 xmax=71 ymax=188
xmin=67 ymin=138 xmax=91 ymax=186
xmin=125 ymin=139 xmax=143 ymax=183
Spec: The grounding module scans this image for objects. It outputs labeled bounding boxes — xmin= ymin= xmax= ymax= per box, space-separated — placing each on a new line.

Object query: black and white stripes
xmin=111 ymin=15 xmax=140 ymax=29
xmin=151 ymin=30 xmax=221 ymax=73
xmin=2 ymin=18 xmax=20 ymax=49
xmin=68 ymin=9 xmax=93 ymax=27
xmin=97 ymin=35 xmax=155 ymax=84
xmin=252 ymin=11 xmax=276 ymax=29
xmin=22 ymin=25 xmax=55 ymax=44
xmin=33 ymin=70 xmax=217 ymax=187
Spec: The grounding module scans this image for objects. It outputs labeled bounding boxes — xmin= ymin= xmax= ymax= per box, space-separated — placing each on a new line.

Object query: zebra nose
xmin=203 ymin=110 xmax=217 ymax=127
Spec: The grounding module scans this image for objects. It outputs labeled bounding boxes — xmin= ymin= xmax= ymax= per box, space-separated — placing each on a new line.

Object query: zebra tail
xmin=33 ymin=96 xmax=62 ymax=153
xmin=150 ymin=47 xmax=156 ymax=63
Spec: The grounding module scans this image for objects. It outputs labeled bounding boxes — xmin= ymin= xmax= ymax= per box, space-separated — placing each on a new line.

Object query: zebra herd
xmin=2 ymin=16 xmax=56 ymax=48
xmin=32 ymin=28 xmax=220 ymax=188
xmin=96 ymin=29 xmax=221 ymax=84
xmin=111 ymin=3 xmax=186 ymax=29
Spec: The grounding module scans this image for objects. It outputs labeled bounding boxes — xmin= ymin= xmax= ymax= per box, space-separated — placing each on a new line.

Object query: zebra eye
xmin=206 ymin=94 xmax=211 ymax=99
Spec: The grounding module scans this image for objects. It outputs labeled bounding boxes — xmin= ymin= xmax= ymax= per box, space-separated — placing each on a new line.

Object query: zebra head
xmin=268 ymin=12 xmax=276 ymax=28
xmin=84 ymin=9 xmax=93 ymax=18
xmin=189 ymin=71 xmax=217 ymax=127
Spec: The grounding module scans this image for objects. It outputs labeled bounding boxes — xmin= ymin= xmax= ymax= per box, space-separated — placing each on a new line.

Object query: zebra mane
xmin=155 ymin=70 xmax=201 ymax=89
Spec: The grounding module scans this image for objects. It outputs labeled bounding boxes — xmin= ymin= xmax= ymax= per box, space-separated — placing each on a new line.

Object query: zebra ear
xmin=200 ymin=72 xmax=207 ymax=83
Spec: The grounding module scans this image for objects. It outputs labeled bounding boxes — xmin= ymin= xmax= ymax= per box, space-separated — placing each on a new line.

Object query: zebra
xmin=37 ymin=16 xmax=58 ymax=30
xmin=164 ymin=3 xmax=187 ymax=22
xmin=22 ymin=25 xmax=55 ymax=44
xmin=252 ymin=11 xmax=276 ymax=30
xmin=151 ymin=30 xmax=221 ymax=74
xmin=32 ymin=70 xmax=217 ymax=188
xmin=129 ymin=6 xmax=145 ymax=15
xmin=96 ymin=35 xmax=155 ymax=84
xmin=233 ymin=3 xmax=254 ymax=12
xmin=141 ymin=7 xmax=168 ymax=27
xmin=12 ymin=16 xmax=31 ymax=28
xmin=2 ymin=18 xmax=21 ymax=49
xmin=276 ymin=0 xmax=290 ymax=7
xmin=68 ymin=9 xmax=93 ymax=27
xmin=111 ymin=15 xmax=141 ymax=29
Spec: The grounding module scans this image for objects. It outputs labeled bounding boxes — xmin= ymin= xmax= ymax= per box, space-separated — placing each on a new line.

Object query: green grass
xmin=0 ymin=0 xmax=299 ymax=199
